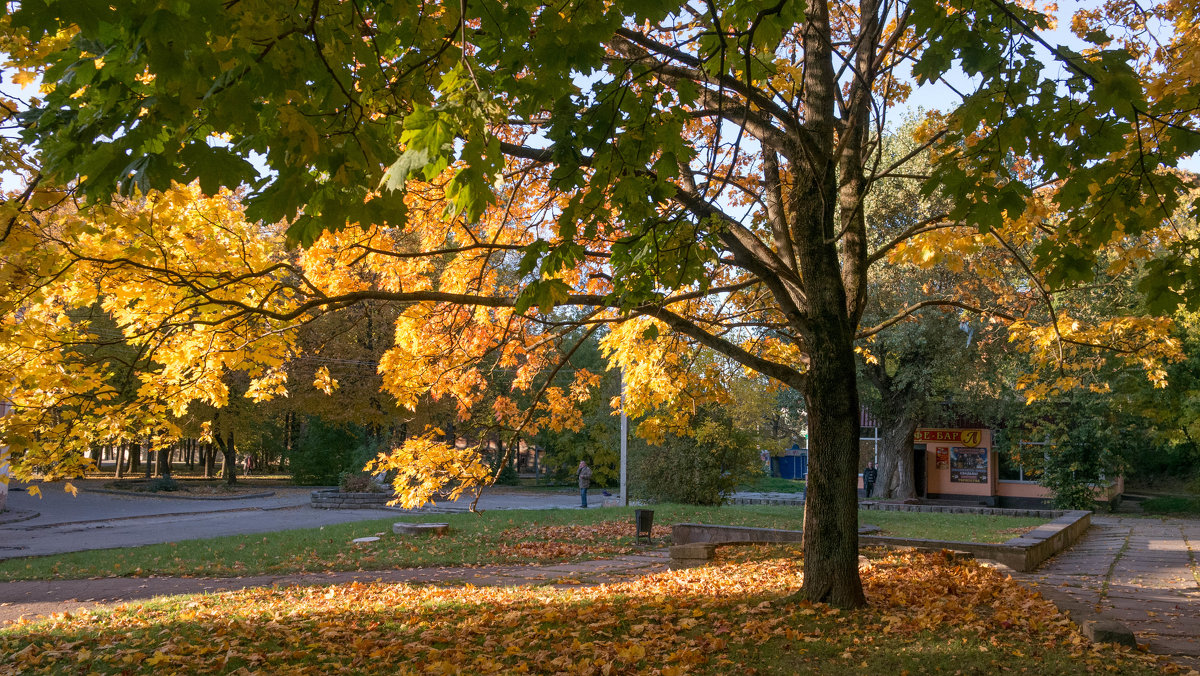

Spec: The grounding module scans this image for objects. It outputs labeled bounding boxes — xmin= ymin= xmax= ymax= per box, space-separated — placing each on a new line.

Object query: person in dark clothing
xmin=577 ymin=460 xmax=592 ymax=508
xmin=862 ymin=462 xmax=879 ymax=499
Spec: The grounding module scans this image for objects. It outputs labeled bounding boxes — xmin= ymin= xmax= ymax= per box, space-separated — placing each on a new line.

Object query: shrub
xmin=286 ymin=419 xmax=383 ymax=485
xmin=338 ymin=471 xmax=385 ymax=493
xmin=492 ymin=461 xmax=520 ymax=486
xmin=632 ymin=410 xmax=763 ymax=505
xmin=146 ymin=477 xmax=180 ymax=493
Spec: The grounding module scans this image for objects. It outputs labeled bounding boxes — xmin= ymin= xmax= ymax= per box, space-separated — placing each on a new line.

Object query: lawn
xmin=0 ymin=547 xmax=1173 ymax=675
xmin=739 ymin=476 xmax=807 ymax=493
xmin=0 ymin=505 xmax=1046 ymax=581
xmin=1140 ymin=495 xmax=1200 ymax=515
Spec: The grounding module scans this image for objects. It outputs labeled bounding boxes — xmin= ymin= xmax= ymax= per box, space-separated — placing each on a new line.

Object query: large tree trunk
xmin=800 ymin=338 xmax=866 ymax=607
xmin=787 ymin=0 xmax=868 ymax=607
xmin=143 ymin=441 xmax=153 ymax=479
xmin=865 ymin=361 xmax=922 ymax=501
xmin=158 ymin=445 xmax=172 ymax=479
xmin=877 ymin=411 xmax=918 ymax=499
xmin=114 ymin=443 xmax=125 ymax=479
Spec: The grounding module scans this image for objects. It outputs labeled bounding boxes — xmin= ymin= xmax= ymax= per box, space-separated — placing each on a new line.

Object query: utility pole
xmin=620 ymin=368 xmax=628 ymax=506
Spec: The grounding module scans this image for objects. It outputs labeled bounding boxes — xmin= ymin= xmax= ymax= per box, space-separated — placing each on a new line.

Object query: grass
xmin=1140 ymin=495 xmax=1200 ymax=515
xmin=0 ymin=505 xmax=1045 ymax=582
xmin=0 ymin=547 xmax=1169 ymax=675
xmin=739 ymin=476 xmax=807 ymax=493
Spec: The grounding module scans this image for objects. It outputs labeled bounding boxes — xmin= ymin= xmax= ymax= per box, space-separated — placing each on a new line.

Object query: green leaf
xmin=380 ymin=147 xmax=431 ymax=193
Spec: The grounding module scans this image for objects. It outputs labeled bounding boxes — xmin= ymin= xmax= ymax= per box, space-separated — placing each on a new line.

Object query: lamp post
xmin=619 ymin=367 xmax=628 ymax=506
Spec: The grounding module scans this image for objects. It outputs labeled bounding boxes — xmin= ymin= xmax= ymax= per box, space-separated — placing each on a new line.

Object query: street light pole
xmin=620 ymin=367 xmax=628 ymax=506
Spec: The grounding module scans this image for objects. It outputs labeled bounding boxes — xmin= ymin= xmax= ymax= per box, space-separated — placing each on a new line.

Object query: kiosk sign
xmin=914 ymin=429 xmax=982 ymax=446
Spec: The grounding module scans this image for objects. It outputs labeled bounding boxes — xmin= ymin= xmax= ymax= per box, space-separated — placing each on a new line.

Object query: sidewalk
xmin=0 ymin=482 xmax=603 ymax=560
xmin=1011 ymin=515 xmax=1200 ymax=670
xmin=0 ymin=550 xmax=671 ymax=626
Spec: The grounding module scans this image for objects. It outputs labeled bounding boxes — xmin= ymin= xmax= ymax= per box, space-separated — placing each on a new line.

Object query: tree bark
xmin=800 ymin=337 xmax=866 ymax=607
xmin=114 ymin=443 xmax=125 ymax=479
xmin=865 ymin=361 xmax=922 ymax=501
xmin=877 ymin=411 xmax=918 ymax=499
xmin=216 ymin=431 xmax=237 ymax=486
xmin=204 ymin=442 xmax=216 ymax=479
xmin=143 ymin=441 xmax=153 ymax=479
xmin=158 ymin=445 xmax=172 ymax=479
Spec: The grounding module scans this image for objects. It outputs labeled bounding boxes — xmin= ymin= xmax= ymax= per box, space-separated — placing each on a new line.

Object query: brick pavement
xmin=1013 ymin=515 xmax=1200 ymax=671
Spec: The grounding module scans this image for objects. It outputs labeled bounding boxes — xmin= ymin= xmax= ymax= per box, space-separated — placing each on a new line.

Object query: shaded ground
xmin=0 ymin=550 xmax=671 ymax=625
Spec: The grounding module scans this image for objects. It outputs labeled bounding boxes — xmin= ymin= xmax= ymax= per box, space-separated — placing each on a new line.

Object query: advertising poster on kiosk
xmin=949 ymin=447 xmax=988 ymax=483
xmin=935 ymin=447 xmax=949 ymax=469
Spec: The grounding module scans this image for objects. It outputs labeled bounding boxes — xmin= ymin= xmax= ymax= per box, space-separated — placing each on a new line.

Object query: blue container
xmin=775 ymin=454 xmax=808 ymax=480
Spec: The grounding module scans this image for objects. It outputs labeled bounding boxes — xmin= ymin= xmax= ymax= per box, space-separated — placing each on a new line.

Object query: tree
xmin=4 ymin=0 xmax=1198 ymax=607
xmin=857 ymin=122 xmax=1188 ymax=500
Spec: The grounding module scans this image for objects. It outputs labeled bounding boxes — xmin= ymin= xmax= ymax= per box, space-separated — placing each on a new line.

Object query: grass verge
xmin=0 ymin=548 xmax=1175 ymax=675
xmin=0 ymin=505 xmax=1044 ymax=582
xmin=1140 ymin=495 xmax=1200 ymax=515
xmin=739 ymin=476 xmax=807 ymax=493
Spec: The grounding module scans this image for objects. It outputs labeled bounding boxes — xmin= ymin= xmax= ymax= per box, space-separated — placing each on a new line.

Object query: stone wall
xmin=310 ymin=489 xmax=394 ymax=509
xmin=669 ymin=509 xmax=1092 ymax=572
xmin=859 ymin=501 xmax=1067 ymax=519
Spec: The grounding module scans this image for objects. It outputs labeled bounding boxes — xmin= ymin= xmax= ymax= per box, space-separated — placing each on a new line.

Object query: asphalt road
xmin=0 ymin=480 xmax=592 ymax=560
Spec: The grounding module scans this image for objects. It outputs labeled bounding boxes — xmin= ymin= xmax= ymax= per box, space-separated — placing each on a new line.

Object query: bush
xmin=146 ymin=477 xmax=180 ymax=493
xmin=492 ymin=462 xmax=520 ymax=486
xmin=286 ymin=419 xmax=383 ymax=485
xmin=631 ymin=410 xmax=763 ymax=505
xmin=338 ymin=471 xmax=385 ymax=493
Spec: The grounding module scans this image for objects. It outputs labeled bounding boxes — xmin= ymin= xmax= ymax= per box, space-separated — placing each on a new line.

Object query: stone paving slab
xmin=1011 ymin=514 xmax=1200 ymax=672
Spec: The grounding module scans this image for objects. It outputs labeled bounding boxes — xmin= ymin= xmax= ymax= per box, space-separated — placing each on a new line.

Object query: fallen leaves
xmin=0 ymin=548 xmax=1181 ymax=675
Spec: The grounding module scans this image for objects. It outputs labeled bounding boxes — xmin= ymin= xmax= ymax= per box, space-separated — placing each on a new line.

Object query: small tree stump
xmin=393 ymin=522 xmax=450 ymax=536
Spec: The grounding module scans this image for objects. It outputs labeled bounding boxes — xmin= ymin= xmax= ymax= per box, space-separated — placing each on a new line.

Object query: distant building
xmin=858 ymin=426 xmax=1122 ymax=508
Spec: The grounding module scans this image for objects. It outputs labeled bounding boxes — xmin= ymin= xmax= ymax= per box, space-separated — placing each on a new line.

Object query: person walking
xmin=862 ymin=462 xmax=879 ymax=499
xmin=577 ymin=460 xmax=593 ymax=508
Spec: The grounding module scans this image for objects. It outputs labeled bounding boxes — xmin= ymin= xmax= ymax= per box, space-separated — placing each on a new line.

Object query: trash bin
xmin=634 ymin=509 xmax=654 ymax=545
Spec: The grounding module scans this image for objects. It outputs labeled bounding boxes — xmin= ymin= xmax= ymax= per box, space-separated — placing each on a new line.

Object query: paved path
xmin=1013 ymin=515 xmax=1200 ymax=670
xmin=0 ymin=550 xmax=670 ymax=625
xmin=0 ymin=481 xmax=594 ymax=560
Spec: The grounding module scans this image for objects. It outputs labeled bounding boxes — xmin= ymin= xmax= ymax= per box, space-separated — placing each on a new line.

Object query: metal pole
xmin=620 ymin=367 xmax=628 ymax=506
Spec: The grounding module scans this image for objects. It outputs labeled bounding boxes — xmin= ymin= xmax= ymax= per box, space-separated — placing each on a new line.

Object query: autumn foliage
xmin=3 ymin=0 xmax=1199 ymax=605
xmin=0 ymin=549 xmax=1176 ymax=675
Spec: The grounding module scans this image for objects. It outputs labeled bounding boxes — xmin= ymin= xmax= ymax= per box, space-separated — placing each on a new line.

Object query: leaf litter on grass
xmin=0 ymin=548 xmax=1180 ymax=675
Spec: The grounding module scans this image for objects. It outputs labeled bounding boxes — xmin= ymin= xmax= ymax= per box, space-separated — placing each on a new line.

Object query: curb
xmin=84 ymin=488 xmax=276 ymax=501
xmin=8 ymin=505 xmax=293 ymax=531
xmin=859 ymin=510 xmax=1091 ymax=572
xmin=860 ymin=501 xmax=1068 ymax=519
xmin=668 ymin=510 xmax=1091 ymax=573
xmin=0 ymin=510 xmax=40 ymax=526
